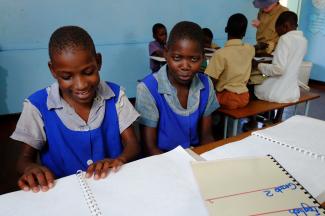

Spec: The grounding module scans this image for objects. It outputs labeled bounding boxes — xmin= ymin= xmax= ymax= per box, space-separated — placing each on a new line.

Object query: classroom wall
xmin=299 ymin=0 xmax=325 ymax=82
xmin=0 ymin=0 xmax=258 ymax=114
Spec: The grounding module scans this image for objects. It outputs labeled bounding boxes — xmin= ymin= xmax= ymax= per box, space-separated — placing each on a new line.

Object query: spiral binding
xmin=76 ymin=170 xmax=103 ymax=216
xmin=253 ymin=132 xmax=325 ymax=161
xmin=267 ymin=155 xmax=325 ymax=213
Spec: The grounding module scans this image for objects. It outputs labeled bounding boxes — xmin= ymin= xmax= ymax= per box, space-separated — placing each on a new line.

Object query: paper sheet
xmin=0 ymin=146 xmax=208 ymax=216
xmin=0 ymin=174 xmax=90 ymax=216
xmin=253 ymin=115 xmax=325 ymax=158
xmin=90 ymin=146 xmax=207 ymax=216
xmin=254 ymin=56 xmax=273 ymax=61
xmin=150 ymin=56 xmax=166 ymax=62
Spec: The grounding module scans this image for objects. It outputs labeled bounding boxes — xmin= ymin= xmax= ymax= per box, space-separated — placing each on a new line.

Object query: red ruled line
xmin=249 ymin=208 xmax=294 ymax=216
xmin=206 ymin=186 xmax=276 ymax=203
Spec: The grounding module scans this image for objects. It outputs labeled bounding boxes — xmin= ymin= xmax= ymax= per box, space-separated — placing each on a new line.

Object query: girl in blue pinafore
xmin=11 ymin=26 xmax=139 ymax=193
xmin=28 ymin=82 xmax=123 ymax=178
xmin=136 ymin=21 xmax=219 ymax=156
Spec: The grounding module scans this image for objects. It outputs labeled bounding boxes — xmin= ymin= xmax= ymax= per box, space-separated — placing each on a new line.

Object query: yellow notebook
xmin=191 ymin=156 xmax=325 ymax=216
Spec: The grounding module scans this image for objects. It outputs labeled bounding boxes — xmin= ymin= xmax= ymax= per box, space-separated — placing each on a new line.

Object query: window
xmin=280 ymin=0 xmax=302 ymax=19
xmin=279 ymin=0 xmax=288 ymax=7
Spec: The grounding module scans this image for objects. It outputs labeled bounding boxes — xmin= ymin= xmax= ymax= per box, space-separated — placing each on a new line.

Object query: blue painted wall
xmin=0 ymin=0 xmax=258 ymax=114
xmin=299 ymin=0 xmax=325 ymax=82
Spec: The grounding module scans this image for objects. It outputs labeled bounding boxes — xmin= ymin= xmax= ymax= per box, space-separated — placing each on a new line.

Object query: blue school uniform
xmin=28 ymin=82 xmax=123 ymax=178
xmin=142 ymin=73 xmax=210 ymax=151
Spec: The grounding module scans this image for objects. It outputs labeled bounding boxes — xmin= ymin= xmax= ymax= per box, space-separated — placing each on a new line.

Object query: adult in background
xmin=252 ymin=0 xmax=288 ymax=55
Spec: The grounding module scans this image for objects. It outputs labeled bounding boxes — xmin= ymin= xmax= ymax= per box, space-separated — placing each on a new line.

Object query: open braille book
xmin=0 ymin=146 xmax=207 ymax=216
xmin=191 ymin=155 xmax=325 ymax=216
xmin=201 ymin=115 xmax=325 ymax=205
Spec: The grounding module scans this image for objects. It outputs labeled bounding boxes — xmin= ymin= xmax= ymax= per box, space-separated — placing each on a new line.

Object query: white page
xmin=0 ymin=146 xmax=207 ymax=216
xmin=150 ymin=56 xmax=166 ymax=62
xmin=201 ymin=135 xmax=325 ymax=203
xmin=254 ymin=56 xmax=273 ymax=61
xmin=204 ymin=53 xmax=213 ymax=57
xmin=88 ymin=146 xmax=208 ymax=216
xmin=0 ymin=174 xmax=90 ymax=216
xmin=204 ymin=47 xmax=217 ymax=52
xmin=253 ymin=115 xmax=325 ymax=158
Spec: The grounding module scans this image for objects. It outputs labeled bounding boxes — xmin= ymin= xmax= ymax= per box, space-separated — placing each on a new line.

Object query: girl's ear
xmin=96 ymin=53 xmax=102 ymax=71
xmin=48 ymin=61 xmax=57 ymax=79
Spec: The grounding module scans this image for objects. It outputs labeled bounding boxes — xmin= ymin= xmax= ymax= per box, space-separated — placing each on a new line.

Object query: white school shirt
xmin=254 ymin=30 xmax=307 ymax=103
xmin=11 ymin=81 xmax=139 ymax=150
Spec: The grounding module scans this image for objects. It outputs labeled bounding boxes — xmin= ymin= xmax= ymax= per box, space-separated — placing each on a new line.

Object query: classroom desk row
xmin=192 ymin=130 xmax=253 ymax=155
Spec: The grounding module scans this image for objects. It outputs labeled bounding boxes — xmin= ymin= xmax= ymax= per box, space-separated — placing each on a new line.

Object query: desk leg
xmin=294 ymin=105 xmax=298 ymax=115
xmin=232 ymin=119 xmax=238 ymax=137
xmin=224 ymin=116 xmax=228 ymax=139
xmin=305 ymin=101 xmax=310 ymax=116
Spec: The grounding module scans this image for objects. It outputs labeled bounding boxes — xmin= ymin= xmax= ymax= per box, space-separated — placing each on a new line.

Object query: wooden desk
xmin=192 ymin=130 xmax=253 ymax=155
xmin=218 ymin=90 xmax=320 ymax=138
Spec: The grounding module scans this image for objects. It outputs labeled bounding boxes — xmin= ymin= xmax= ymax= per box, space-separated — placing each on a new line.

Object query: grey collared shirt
xmin=11 ymin=81 xmax=139 ymax=150
xmin=135 ymin=65 xmax=219 ymax=127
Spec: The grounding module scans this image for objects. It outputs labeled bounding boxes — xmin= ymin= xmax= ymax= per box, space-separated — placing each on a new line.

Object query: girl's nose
xmin=75 ymin=76 xmax=88 ymax=90
xmin=180 ymin=59 xmax=191 ymax=71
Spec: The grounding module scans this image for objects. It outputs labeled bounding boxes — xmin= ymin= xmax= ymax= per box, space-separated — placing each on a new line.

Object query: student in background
xmin=205 ymin=13 xmax=255 ymax=110
xmin=254 ymin=11 xmax=307 ymax=107
xmin=202 ymin=28 xmax=219 ymax=50
xmin=136 ymin=21 xmax=219 ymax=155
xmin=252 ymin=0 xmax=288 ymax=54
xmin=200 ymin=28 xmax=220 ymax=71
xmin=149 ymin=23 xmax=167 ymax=72
xmin=11 ymin=26 xmax=140 ymax=192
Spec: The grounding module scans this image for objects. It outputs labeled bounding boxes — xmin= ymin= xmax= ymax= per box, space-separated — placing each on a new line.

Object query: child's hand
xmin=86 ymin=157 xmax=126 ymax=180
xmin=18 ymin=164 xmax=55 ymax=193
xmin=252 ymin=19 xmax=260 ymax=28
